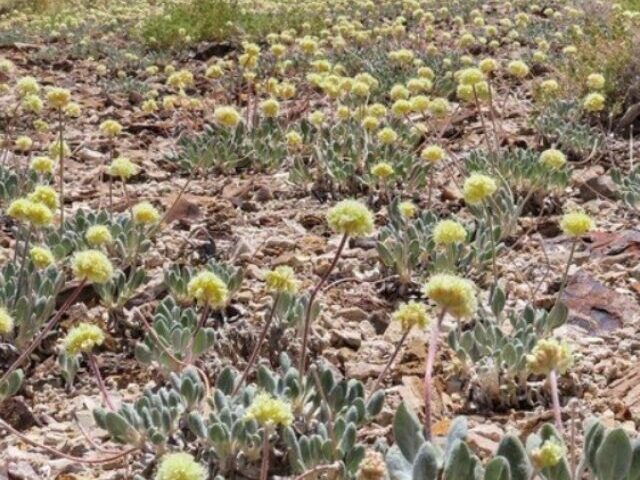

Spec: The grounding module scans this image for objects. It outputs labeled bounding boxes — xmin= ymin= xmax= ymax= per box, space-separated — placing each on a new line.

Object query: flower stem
xmin=233 ymin=293 xmax=281 ymax=395
xmin=424 ymin=308 xmax=446 ymax=441
xmin=259 ymin=427 xmax=271 ymax=480
xmin=369 ymin=328 xmax=410 ymax=398
xmin=0 ymin=279 xmax=86 ymax=386
xmin=57 ymin=108 xmax=65 ymax=230
xmin=556 ymin=238 xmax=577 ymax=306
xmin=548 ymin=369 xmax=563 ymax=431
xmin=13 ymin=224 xmax=33 ymax=309
xmin=486 ymin=205 xmax=498 ymax=287
xmin=298 ymin=233 xmax=348 ymax=376
xmin=88 ymin=353 xmax=115 ymax=411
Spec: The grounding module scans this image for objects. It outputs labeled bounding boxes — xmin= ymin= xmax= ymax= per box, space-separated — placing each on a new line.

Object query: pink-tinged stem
xmin=424 ymin=308 xmax=446 ymax=441
xmin=88 ymin=353 xmax=115 ymax=411
xmin=549 ymin=369 xmax=563 ymax=431
xmin=369 ymin=328 xmax=410 ymax=398
xmin=0 ymin=279 xmax=86 ymax=386
xmin=298 ymin=233 xmax=348 ymax=376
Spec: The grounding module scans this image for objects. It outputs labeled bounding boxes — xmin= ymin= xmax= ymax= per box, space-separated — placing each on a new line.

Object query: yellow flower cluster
xmin=583 ymin=92 xmax=605 ymax=112
xmin=46 ymin=87 xmax=71 ymax=109
xmin=371 ymin=162 xmax=394 ymax=179
xmin=527 ymin=338 xmax=572 ymax=375
xmin=7 ymin=198 xmax=53 ymax=227
xmin=421 ymin=145 xmax=445 ymax=164
xmin=85 ymin=225 xmax=113 ymax=247
xmin=423 ymin=273 xmax=477 ymax=317
xmin=108 ymin=157 xmax=138 ymax=179
xmin=432 ymin=219 xmax=466 ymax=246
xmin=398 ymin=201 xmax=416 ymax=219
xmin=155 ymin=452 xmax=206 ymax=480
xmin=264 ymin=266 xmax=298 ymax=294
xmin=393 ymin=301 xmax=429 ymax=330
xmin=30 ymin=246 xmax=54 ymax=269
xmin=539 ymin=149 xmax=566 ymax=169
xmin=530 ymin=439 xmax=564 ymax=469
xmin=0 ymin=306 xmax=14 ymax=336
xmin=187 ymin=271 xmax=228 ymax=308
xmin=72 ymin=250 xmax=113 ymax=284
xmin=463 ymin=173 xmax=497 ymax=205
xmin=28 ymin=185 xmax=59 ymax=210
xmin=132 ymin=201 xmax=160 ymax=225
xmin=560 ymin=211 xmax=594 ymax=237
xmin=245 ymin=392 xmax=293 ymax=427
xmin=63 ymin=323 xmax=105 ymax=356
xmin=214 ymin=106 xmax=241 ymax=128
xmin=99 ymin=119 xmax=123 ymax=138
xmin=326 ymin=200 xmax=374 ymax=237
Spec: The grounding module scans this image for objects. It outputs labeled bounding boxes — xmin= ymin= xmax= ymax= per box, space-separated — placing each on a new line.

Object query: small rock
xmin=265 ymin=237 xmax=297 ymax=250
xmin=78 ymin=148 xmax=104 ymax=162
xmin=442 ymin=180 xmax=463 ymax=201
xmin=468 ymin=431 xmax=499 ymax=456
xmin=573 ymin=166 xmax=617 ymax=201
xmin=330 ymin=329 xmax=362 ymax=349
xmin=338 ymin=307 xmax=368 ymax=322
xmin=255 ymin=185 xmax=273 ymax=202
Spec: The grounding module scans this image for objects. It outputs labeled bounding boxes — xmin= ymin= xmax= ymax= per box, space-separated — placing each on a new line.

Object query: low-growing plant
xmin=388 ymin=403 xmax=640 ymax=480
xmin=135 ymin=296 xmax=216 ymax=375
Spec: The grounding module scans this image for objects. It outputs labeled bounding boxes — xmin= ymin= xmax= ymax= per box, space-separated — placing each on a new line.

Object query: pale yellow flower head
xmin=0 ymin=306 xmax=14 ymax=336
xmin=560 ymin=211 xmax=593 ymax=237
xmin=327 ymin=200 xmax=374 ymax=237
xmin=28 ymin=185 xmax=59 ymax=210
xmin=399 ymin=201 xmax=417 ymax=219
xmin=187 ymin=271 xmax=228 ymax=308
xmin=463 ymin=173 xmax=497 ymax=205
xmin=377 ymin=127 xmax=398 ymax=145
xmin=371 ymin=162 xmax=394 ymax=179
xmin=16 ymin=76 xmax=40 ymax=97
xmin=99 ymin=119 xmax=123 ymax=138
xmin=527 ymin=338 xmax=572 ymax=375
xmin=30 ymin=246 xmax=54 ymax=269
xmin=46 ymin=87 xmax=71 ymax=109
xmin=15 ymin=136 xmax=32 ymax=152
xmin=458 ymin=67 xmax=485 ymax=86
xmin=433 ymin=220 xmax=466 ymax=246
xmin=264 ymin=266 xmax=298 ymax=294
xmin=22 ymin=94 xmax=43 ymax=113
xmin=108 ymin=157 xmax=138 ymax=179
xmin=24 ymin=201 xmax=54 ymax=227
xmin=245 ymin=392 xmax=293 ymax=427
xmin=393 ymin=301 xmax=429 ymax=330
xmin=539 ymin=149 xmax=566 ymax=169
xmin=85 ymin=225 xmax=113 ymax=247
xmin=63 ymin=323 xmax=105 ymax=356
xmin=132 ymin=201 xmax=160 ymax=225
xmin=423 ymin=273 xmax=477 ymax=317
xmin=507 ymin=60 xmax=530 ymax=79
xmin=586 ymin=73 xmax=605 ymax=91
xmin=421 ymin=145 xmax=445 ymax=164
xmin=531 ymin=439 xmax=565 ymax=470
xmin=214 ymin=106 xmax=241 ymax=128
xmin=260 ymin=98 xmax=280 ymax=118
xmin=155 ymin=452 xmax=206 ymax=480
xmin=72 ymin=250 xmax=113 ymax=284
xmin=583 ymin=92 xmax=605 ymax=112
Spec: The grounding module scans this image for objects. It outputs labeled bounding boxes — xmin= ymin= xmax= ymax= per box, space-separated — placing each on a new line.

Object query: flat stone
xmin=338 ymin=307 xmax=368 ymax=322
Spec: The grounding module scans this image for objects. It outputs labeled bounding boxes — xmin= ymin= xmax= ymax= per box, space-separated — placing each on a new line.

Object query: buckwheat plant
xmin=299 ymin=200 xmax=374 ymax=375
xmin=422 ymin=273 xmax=477 ymax=440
